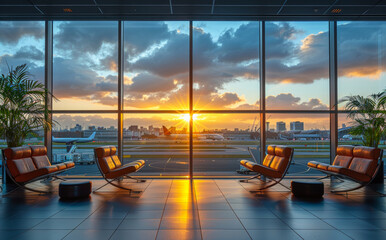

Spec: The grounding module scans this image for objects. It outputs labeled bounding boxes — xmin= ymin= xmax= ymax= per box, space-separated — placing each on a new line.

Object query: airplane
xmin=52 ymin=132 xmax=97 ymax=144
xmin=52 ymin=132 xmax=96 ymax=153
xmin=162 ymin=126 xmax=224 ymax=141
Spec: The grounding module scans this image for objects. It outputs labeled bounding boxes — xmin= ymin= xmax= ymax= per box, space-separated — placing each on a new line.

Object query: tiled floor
xmin=0 ymin=178 xmax=385 ymax=240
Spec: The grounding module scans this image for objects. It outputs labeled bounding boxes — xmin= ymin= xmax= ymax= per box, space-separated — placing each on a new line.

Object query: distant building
xmin=148 ymin=125 xmax=153 ymax=132
xmin=276 ymin=121 xmax=286 ymax=132
xmin=342 ymin=123 xmax=346 ymax=128
xmin=70 ymin=124 xmax=82 ymax=132
xmin=129 ymin=125 xmax=138 ymax=132
xmin=266 ymin=122 xmax=270 ymax=131
xmin=290 ymin=121 xmax=304 ymax=131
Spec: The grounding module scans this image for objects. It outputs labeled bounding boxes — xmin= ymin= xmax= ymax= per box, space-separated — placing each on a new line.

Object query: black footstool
xmin=59 ymin=181 xmax=92 ymax=199
xmin=291 ymin=181 xmax=324 ymax=198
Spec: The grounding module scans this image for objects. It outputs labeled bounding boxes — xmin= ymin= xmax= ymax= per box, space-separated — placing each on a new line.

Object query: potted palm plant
xmin=340 ymin=90 xmax=386 ymax=183
xmin=340 ymin=90 xmax=386 ymax=148
xmin=0 ymin=64 xmax=54 ymax=148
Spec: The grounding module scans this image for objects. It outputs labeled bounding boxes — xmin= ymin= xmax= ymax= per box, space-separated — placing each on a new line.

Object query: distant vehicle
xmin=162 ymin=126 xmax=224 ymax=141
xmin=342 ymin=134 xmax=353 ymax=140
xmin=52 ymin=132 xmax=96 ymax=144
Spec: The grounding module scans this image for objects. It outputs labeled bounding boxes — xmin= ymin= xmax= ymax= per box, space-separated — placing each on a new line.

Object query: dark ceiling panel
xmin=38 ymin=6 xmax=101 ymax=15
xmin=365 ymin=6 xmax=386 ymax=15
xmin=280 ymin=6 xmax=330 ymax=15
xmin=0 ymin=6 xmax=41 ymax=15
xmin=172 ymin=0 xmax=213 ymax=5
xmin=34 ymin=0 xmax=95 ymax=5
xmin=0 ymin=0 xmax=32 ymax=5
xmin=336 ymin=0 xmax=379 ymax=5
xmin=173 ymin=6 xmax=212 ymax=14
xmin=285 ymin=0 xmax=335 ymax=5
xmin=214 ymin=6 xmax=281 ymax=15
xmin=327 ymin=6 xmax=369 ymax=15
xmin=379 ymin=0 xmax=386 ymax=5
xmin=215 ymin=0 xmax=284 ymax=6
xmin=100 ymin=6 xmax=171 ymax=14
xmin=96 ymin=0 xmax=169 ymax=5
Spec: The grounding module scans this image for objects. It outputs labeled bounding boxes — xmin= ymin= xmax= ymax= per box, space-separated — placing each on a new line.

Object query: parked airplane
xmin=162 ymin=126 xmax=224 ymax=141
xmin=52 ymin=132 xmax=97 ymax=144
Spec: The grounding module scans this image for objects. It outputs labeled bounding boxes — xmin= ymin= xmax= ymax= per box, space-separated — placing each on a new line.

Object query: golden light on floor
xmin=166 ymin=180 xmax=197 ymax=231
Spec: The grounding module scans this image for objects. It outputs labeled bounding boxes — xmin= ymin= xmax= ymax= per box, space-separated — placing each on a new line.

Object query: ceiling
xmin=0 ymin=0 xmax=385 ymax=20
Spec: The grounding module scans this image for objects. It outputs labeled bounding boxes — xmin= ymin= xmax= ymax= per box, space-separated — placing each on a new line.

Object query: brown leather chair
xmin=2 ymin=145 xmax=75 ymax=193
xmin=240 ymin=145 xmax=294 ymax=191
xmin=307 ymin=145 xmax=383 ymax=192
xmin=94 ymin=146 xmax=146 ymax=192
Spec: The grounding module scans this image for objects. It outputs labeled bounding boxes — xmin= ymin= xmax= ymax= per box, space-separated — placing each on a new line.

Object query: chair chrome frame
xmin=93 ymin=149 xmax=146 ymax=193
xmin=1 ymin=150 xmax=74 ymax=194
xmin=240 ymin=148 xmax=294 ymax=191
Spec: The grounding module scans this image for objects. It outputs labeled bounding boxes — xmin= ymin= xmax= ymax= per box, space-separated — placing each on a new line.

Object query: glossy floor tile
xmin=0 ymin=179 xmax=385 ymax=239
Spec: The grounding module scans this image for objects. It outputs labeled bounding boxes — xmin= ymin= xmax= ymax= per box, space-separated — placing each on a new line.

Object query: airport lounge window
xmin=0 ymin=21 xmax=45 ymax=146
xmin=337 ymin=21 xmax=386 ymax=157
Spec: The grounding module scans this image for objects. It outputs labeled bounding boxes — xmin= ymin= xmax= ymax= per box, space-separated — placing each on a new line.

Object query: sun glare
xmin=180 ymin=114 xmax=198 ymax=122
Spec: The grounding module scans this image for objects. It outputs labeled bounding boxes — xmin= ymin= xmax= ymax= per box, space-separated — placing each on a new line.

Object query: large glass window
xmin=266 ymin=22 xmax=329 ymax=110
xmin=53 ymin=21 xmax=118 ymax=110
xmin=124 ymin=21 xmax=189 ymax=110
xmin=52 ymin=114 xmax=118 ymax=176
xmin=0 ymin=21 xmax=45 ymax=145
xmin=123 ymin=114 xmax=189 ymax=177
xmin=193 ymin=114 xmax=260 ymax=176
xmin=193 ymin=21 xmax=259 ymax=110
xmin=266 ymin=113 xmax=330 ymax=176
xmin=338 ymin=21 xmax=386 ymax=109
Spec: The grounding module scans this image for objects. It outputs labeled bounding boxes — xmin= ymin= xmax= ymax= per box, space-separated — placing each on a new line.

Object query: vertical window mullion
xmin=329 ymin=21 xmax=338 ymax=164
xmin=259 ymin=21 xmax=266 ymax=163
xmin=45 ymin=21 xmax=53 ymax=162
xmin=118 ymin=21 xmax=124 ymax=161
xmin=189 ymin=20 xmax=193 ymax=178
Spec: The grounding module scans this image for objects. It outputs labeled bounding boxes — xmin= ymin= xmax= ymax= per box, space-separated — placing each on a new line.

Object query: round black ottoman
xmin=291 ymin=181 xmax=324 ymax=198
xmin=59 ymin=181 xmax=92 ymax=199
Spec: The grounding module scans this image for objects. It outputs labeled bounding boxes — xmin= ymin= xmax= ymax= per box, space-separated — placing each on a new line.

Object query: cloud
xmin=13 ymin=46 xmax=44 ymax=61
xmin=54 ymin=21 xmax=118 ymax=57
xmin=128 ymin=73 xmax=176 ymax=93
xmin=265 ymin=93 xmax=328 ymax=110
xmin=0 ymin=21 xmax=44 ymax=44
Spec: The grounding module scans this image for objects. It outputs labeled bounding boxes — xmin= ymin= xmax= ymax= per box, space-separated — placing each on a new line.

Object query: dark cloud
xmin=54 ymin=21 xmax=118 ymax=57
xmin=265 ymin=93 xmax=328 ymax=110
xmin=13 ymin=46 xmax=44 ymax=61
xmin=0 ymin=21 xmax=44 ymax=44
xmin=128 ymin=73 xmax=176 ymax=93
xmin=217 ymin=22 xmax=259 ymax=63
xmin=124 ymin=21 xmax=171 ymax=57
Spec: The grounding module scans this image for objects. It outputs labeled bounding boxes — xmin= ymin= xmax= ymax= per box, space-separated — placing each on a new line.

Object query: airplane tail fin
xmin=162 ymin=126 xmax=171 ymax=136
xmin=89 ymin=132 xmax=96 ymax=140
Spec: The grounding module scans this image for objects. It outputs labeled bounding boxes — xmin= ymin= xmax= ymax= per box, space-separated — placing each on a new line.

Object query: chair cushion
xmin=262 ymin=154 xmax=275 ymax=167
xmin=332 ymin=155 xmax=353 ymax=168
xmin=336 ymin=145 xmax=354 ymax=156
xmin=307 ymin=161 xmax=321 ymax=168
xmin=4 ymin=146 xmax=31 ymax=160
xmin=32 ymin=155 xmax=51 ymax=169
xmin=95 ymin=147 xmax=111 ymax=158
xmin=98 ymin=156 xmax=116 ymax=174
xmin=54 ymin=163 xmax=67 ymax=171
xmin=111 ymin=155 xmax=122 ymax=168
xmin=267 ymin=145 xmax=276 ymax=155
xmin=316 ymin=163 xmax=331 ymax=171
xmin=105 ymin=160 xmax=145 ymax=179
xmin=353 ymin=146 xmax=381 ymax=160
xmin=348 ymin=157 xmax=377 ymax=177
xmin=63 ymin=161 xmax=75 ymax=168
xmin=274 ymin=146 xmax=292 ymax=158
xmin=327 ymin=166 xmax=371 ymax=182
xmin=13 ymin=158 xmax=37 ymax=175
xmin=240 ymin=160 xmax=282 ymax=178
xmin=14 ymin=167 xmax=50 ymax=183
xmin=30 ymin=145 xmax=47 ymax=156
